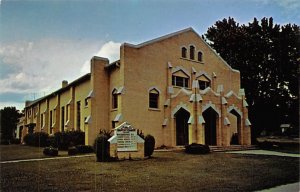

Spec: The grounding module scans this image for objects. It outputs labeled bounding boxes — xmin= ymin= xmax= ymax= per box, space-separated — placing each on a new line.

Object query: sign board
xmin=115 ymin=122 xmax=138 ymax=151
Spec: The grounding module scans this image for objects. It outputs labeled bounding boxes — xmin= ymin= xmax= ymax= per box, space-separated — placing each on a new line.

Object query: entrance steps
xmin=155 ymin=145 xmax=258 ymax=152
xmin=209 ymin=145 xmax=258 ymax=152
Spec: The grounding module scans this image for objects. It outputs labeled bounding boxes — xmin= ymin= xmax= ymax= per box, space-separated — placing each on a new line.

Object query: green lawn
xmin=0 ymin=145 xmax=299 ymax=192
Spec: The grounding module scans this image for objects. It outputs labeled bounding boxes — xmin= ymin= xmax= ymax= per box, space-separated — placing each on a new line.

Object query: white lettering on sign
xmin=116 ymin=130 xmax=137 ymax=151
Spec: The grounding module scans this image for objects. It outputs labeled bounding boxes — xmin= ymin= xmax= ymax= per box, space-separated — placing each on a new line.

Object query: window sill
xmin=172 ymin=86 xmax=192 ymax=90
xmin=148 ymin=108 xmax=161 ymax=112
xmin=111 ymin=109 xmax=118 ymax=112
xmin=180 ymin=57 xmax=204 ymax=64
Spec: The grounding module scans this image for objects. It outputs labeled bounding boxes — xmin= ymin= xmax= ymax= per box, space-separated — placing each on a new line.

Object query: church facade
xmin=22 ymin=28 xmax=251 ymax=147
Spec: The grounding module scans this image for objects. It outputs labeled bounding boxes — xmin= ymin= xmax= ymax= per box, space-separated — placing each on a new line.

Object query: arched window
xmin=198 ymin=51 xmax=203 ymax=62
xmin=112 ymin=89 xmax=118 ymax=109
xmin=190 ymin=45 xmax=195 ymax=60
xmin=198 ymin=75 xmax=210 ymax=90
xmin=172 ymin=70 xmax=189 ymax=88
xmin=181 ymin=47 xmax=187 ymax=58
xmin=149 ymin=89 xmax=159 ymax=108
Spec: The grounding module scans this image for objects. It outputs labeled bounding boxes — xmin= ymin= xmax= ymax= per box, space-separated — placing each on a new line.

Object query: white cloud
xmin=0 ymin=102 xmax=24 ymax=111
xmin=257 ymin=0 xmax=300 ymax=11
xmin=80 ymin=41 xmax=121 ymax=74
xmin=0 ymin=39 xmax=122 ymax=108
xmin=0 ymin=39 xmax=103 ymax=96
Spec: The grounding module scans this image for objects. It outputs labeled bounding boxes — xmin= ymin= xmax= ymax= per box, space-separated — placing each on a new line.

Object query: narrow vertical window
xmin=85 ymin=98 xmax=88 ymax=107
xmin=41 ymin=113 xmax=44 ymax=127
xmin=112 ymin=89 xmax=118 ymax=109
xmin=149 ymin=89 xmax=159 ymax=109
xmin=61 ymin=106 xmax=65 ymax=132
xmin=198 ymin=51 xmax=203 ymax=62
xmin=77 ymin=101 xmax=81 ymax=130
xmin=50 ymin=110 xmax=53 ymax=134
xmin=66 ymin=105 xmax=69 ymax=121
xmin=190 ymin=45 xmax=195 ymax=60
xmin=181 ymin=47 xmax=187 ymax=58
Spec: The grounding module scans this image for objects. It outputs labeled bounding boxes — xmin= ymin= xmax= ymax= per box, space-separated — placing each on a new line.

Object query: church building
xmin=22 ymin=28 xmax=251 ymax=147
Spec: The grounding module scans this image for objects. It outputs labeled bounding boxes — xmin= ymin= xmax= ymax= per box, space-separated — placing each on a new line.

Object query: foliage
xmin=43 ymin=146 xmax=58 ymax=156
xmin=144 ymin=134 xmax=155 ymax=157
xmin=68 ymin=146 xmax=78 ymax=156
xmin=137 ymin=129 xmax=145 ymax=139
xmin=53 ymin=130 xmax=85 ymax=150
xmin=0 ymin=107 xmax=22 ymax=142
xmin=204 ymin=17 xmax=300 ymax=140
xmin=75 ymin=145 xmax=94 ymax=153
xmin=185 ymin=143 xmax=210 ymax=154
xmin=24 ymin=132 xmax=49 ymax=147
xmin=10 ymin=138 xmax=21 ymax=144
xmin=94 ymin=134 xmax=110 ymax=162
xmin=98 ymin=129 xmax=113 ymax=138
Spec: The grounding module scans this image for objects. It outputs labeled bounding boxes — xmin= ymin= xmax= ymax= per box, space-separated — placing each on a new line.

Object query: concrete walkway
xmin=226 ymin=149 xmax=300 ymax=158
xmin=256 ymin=182 xmax=300 ymax=192
xmin=0 ymin=154 xmax=94 ymax=164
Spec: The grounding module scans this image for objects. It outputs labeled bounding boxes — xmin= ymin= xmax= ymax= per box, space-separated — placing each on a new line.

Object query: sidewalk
xmin=226 ymin=149 xmax=300 ymax=158
xmin=256 ymin=182 xmax=300 ymax=192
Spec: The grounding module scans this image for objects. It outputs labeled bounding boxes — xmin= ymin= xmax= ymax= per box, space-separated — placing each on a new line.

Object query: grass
xmin=0 ymin=145 xmax=299 ymax=192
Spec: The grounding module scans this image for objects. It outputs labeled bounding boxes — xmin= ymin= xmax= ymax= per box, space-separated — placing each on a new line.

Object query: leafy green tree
xmin=204 ymin=17 xmax=299 ymax=140
xmin=0 ymin=107 xmax=22 ymax=142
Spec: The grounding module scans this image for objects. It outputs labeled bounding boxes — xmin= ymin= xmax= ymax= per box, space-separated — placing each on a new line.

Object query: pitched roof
xmin=25 ymin=73 xmax=91 ymax=108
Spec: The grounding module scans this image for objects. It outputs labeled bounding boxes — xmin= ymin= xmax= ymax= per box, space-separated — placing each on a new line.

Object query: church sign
xmin=116 ymin=126 xmax=137 ymax=151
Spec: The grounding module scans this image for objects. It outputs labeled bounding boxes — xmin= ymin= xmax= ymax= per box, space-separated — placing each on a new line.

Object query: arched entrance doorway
xmin=229 ymin=109 xmax=241 ymax=145
xmin=203 ymin=107 xmax=218 ymax=145
xmin=175 ymin=108 xmax=190 ymax=145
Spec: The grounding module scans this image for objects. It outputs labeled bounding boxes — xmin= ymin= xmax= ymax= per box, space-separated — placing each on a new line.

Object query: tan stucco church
xmin=22 ymin=28 xmax=251 ymax=147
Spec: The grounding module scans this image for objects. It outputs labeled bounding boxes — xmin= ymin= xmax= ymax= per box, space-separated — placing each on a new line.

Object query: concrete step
xmin=210 ymin=145 xmax=258 ymax=152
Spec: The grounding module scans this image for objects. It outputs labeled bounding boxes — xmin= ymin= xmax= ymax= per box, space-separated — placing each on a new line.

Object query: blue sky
xmin=0 ymin=0 xmax=299 ymax=110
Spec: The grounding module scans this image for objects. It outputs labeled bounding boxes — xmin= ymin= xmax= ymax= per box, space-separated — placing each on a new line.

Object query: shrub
xmin=94 ymin=134 xmax=110 ymax=162
xmin=68 ymin=147 xmax=78 ymax=156
xmin=54 ymin=130 xmax=85 ymax=150
xmin=43 ymin=147 xmax=58 ymax=156
xmin=10 ymin=138 xmax=21 ymax=144
xmin=137 ymin=129 xmax=145 ymax=139
xmin=24 ymin=132 xmax=49 ymax=147
xmin=258 ymin=141 xmax=274 ymax=149
xmin=0 ymin=139 xmax=10 ymax=145
xmin=144 ymin=134 xmax=155 ymax=157
xmin=75 ymin=145 xmax=94 ymax=153
xmin=185 ymin=143 xmax=210 ymax=154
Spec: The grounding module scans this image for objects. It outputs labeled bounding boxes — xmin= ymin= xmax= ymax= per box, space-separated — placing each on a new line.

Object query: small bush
xmin=94 ymin=134 xmax=110 ymax=162
xmin=54 ymin=130 xmax=85 ymax=150
xmin=43 ymin=147 xmax=58 ymax=156
xmin=185 ymin=143 xmax=210 ymax=154
xmin=10 ymin=138 xmax=21 ymax=144
xmin=24 ymin=132 xmax=49 ymax=147
xmin=76 ymin=145 xmax=94 ymax=153
xmin=68 ymin=147 xmax=78 ymax=156
xmin=258 ymin=141 xmax=274 ymax=149
xmin=0 ymin=139 xmax=10 ymax=145
xmin=144 ymin=134 xmax=155 ymax=157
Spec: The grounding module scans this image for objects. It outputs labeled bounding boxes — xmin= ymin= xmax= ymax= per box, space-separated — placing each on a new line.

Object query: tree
xmin=204 ymin=17 xmax=299 ymax=140
xmin=0 ymin=107 xmax=22 ymax=142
